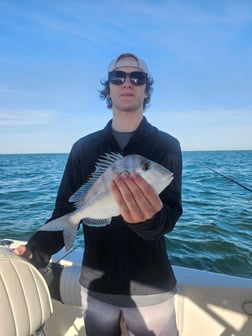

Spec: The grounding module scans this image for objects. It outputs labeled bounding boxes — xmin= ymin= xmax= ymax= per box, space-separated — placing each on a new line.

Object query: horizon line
xmin=1 ymin=149 xmax=251 ymax=155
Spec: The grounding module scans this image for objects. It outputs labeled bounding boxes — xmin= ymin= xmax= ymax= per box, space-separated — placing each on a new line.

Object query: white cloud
xmin=0 ymin=0 xmax=251 ymax=153
xmin=0 ymin=110 xmax=55 ymax=126
xmin=147 ymin=107 xmax=252 ymax=150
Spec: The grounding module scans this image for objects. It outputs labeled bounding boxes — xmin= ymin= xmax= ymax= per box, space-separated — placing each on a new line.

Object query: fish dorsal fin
xmin=69 ymin=183 xmax=90 ymax=208
xmin=94 ymin=152 xmax=123 ymax=173
xmin=69 ymin=152 xmax=123 ymax=208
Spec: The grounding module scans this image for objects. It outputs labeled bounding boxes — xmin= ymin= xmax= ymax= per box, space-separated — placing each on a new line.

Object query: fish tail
xmin=39 ymin=214 xmax=79 ymax=251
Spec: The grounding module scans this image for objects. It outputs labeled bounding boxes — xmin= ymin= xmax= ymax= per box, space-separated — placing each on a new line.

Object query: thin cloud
xmin=0 ymin=85 xmax=21 ymax=98
xmin=0 ymin=110 xmax=55 ymax=127
xmin=2 ymin=0 xmax=251 ymax=53
xmin=0 ymin=1 xmax=251 ymax=152
xmin=148 ymin=107 xmax=252 ymax=129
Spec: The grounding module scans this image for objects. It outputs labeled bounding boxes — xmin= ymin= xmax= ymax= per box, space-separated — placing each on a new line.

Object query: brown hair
xmin=99 ymin=75 xmax=154 ymax=110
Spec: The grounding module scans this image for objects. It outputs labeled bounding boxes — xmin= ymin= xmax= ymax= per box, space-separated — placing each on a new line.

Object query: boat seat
xmin=0 ymin=246 xmax=53 ymax=336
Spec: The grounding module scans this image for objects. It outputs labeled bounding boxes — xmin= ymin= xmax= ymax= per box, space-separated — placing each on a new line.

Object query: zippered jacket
xmin=28 ymin=117 xmax=183 ymax=296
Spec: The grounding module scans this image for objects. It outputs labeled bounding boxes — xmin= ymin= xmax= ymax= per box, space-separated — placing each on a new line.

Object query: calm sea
xmin=0 ymin=151 xmax=251 ymax=279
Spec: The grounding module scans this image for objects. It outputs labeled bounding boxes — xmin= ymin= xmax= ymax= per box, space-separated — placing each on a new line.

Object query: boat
xmin=1 ymin=238 xmax=251 ymax=336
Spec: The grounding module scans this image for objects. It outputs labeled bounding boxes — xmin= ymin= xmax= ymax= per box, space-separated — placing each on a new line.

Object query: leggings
xmin=81 ymin=287 xmax=178 ymax=336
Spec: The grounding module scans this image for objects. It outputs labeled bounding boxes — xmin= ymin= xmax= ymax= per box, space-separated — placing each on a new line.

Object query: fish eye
xmin=141 ymin=160 xmax=150 ymax=171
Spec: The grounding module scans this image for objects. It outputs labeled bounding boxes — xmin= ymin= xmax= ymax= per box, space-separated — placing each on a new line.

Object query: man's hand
xmin=111 ymin=172 xmax=163 ymax=223
xmin=12 ymin=245 xmax=33 ymax=259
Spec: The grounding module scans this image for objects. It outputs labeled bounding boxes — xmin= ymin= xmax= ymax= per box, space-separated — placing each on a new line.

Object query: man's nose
xmin=123 ymin=76 xmax=132 ymax=87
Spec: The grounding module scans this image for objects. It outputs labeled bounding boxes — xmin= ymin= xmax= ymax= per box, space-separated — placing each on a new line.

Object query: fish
xmin=39 ymin=153 xmax=174 ymax=251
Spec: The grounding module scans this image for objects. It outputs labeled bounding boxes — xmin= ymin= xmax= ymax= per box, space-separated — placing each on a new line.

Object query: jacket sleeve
xmin=27 ymin=142 xmax=84 ymax=268
xmin=125 ymin=193 xmax=182 ymax=240
xmin=126 ymin=143 xmax=183 ymax=240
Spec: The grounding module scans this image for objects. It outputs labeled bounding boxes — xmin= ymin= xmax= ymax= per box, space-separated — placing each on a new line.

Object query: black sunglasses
xmin=109 ymin=71 xmax=147 ymax=86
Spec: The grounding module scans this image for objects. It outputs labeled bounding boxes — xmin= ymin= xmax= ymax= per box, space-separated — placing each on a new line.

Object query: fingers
xmin=111 ymin=172 xmax=163 ymax=223
xmin=111 ymin=173 xmax=139 ymax=222
xmin=12 ymin=245 xmax=33 ymax=259
xmin=12 ymin=245 xmax=26 ymax=255
xmin=131 ymin=173 xmax=163 ymax=210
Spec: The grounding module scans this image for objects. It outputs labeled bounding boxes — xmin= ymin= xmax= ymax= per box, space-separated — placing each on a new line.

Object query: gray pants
xmin=81 ymin=287 xmax=178 ymax=336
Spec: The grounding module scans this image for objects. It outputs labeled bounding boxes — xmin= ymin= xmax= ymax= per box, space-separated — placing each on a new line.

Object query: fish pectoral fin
xmin=83 ymin=217 xmax=111 ymax=227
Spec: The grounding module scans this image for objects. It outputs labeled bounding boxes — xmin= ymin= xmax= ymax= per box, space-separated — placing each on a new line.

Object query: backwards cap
xmin=108 ymin=53 xmax=148 ymax=74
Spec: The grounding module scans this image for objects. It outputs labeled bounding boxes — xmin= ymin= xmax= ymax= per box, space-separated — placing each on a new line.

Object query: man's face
xmin=109 ymin=59 xmax=147 ymax=113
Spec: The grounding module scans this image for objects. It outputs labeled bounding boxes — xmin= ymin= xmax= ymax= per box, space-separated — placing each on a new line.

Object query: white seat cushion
xmin=0 ymin=247 xmax=53 ymax=336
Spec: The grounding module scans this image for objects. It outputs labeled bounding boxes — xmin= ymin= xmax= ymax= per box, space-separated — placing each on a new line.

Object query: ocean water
xmin=0 ymin=151 xmax=251 ymax=279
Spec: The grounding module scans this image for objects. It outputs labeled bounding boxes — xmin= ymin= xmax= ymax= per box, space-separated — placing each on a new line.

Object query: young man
xmin=14 ymin=53 xmax=182 ymax=336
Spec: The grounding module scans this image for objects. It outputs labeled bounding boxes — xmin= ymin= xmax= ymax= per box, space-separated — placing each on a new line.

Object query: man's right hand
xmin=12 ymin=245 xmax=33 ymax=259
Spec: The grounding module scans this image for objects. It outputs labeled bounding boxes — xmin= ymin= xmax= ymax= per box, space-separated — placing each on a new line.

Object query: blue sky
xmin=0 ymin=0 xmax=251 ymax=154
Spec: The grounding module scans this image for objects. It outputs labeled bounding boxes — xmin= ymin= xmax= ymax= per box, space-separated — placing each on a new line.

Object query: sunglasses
xmin=109 ymin=71 xmax=147 ymax=86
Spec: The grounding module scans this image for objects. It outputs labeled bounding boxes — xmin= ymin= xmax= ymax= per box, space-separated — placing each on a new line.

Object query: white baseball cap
xmin=108 ymin=53 xmax=148 ymax=74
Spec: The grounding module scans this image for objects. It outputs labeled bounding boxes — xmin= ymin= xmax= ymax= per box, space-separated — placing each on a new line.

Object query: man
xmin=14 ymin=53 xmax=182 ymax=335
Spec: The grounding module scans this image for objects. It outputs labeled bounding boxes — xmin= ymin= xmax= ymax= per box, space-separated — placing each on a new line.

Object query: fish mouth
xmin=158 ymin=172 xmax=174 ymax=185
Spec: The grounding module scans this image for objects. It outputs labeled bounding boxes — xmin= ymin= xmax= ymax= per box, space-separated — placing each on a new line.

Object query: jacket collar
xmin=102 ymin=116 xmax=154 ymax=142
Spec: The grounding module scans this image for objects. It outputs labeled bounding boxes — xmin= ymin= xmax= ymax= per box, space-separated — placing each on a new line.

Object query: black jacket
xmin=28 ymin=117 xmax=182 ymax=295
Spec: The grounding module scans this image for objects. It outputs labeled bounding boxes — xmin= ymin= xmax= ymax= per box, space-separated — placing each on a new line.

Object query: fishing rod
xmin=202 ymin=165 xmax=252 ymax=193
xmin=42 ymin=243 xmax=82 ymax=276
